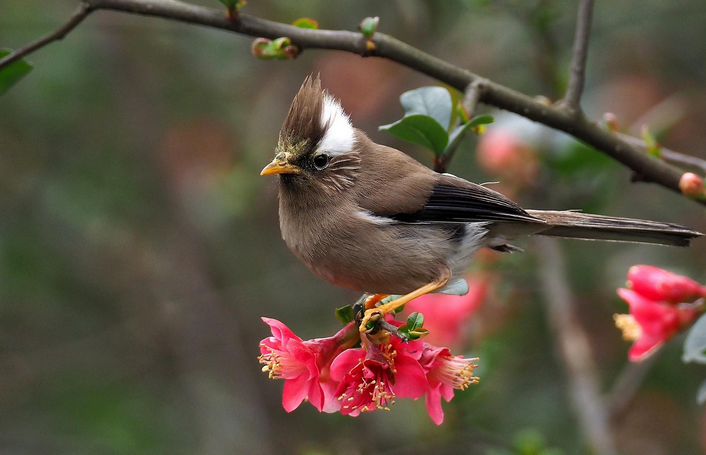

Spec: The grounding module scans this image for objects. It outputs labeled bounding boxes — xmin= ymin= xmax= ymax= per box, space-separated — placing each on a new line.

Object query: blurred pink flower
xmin=627 ymin=265 xmax=706 ymax=304
xmin=258 ymin=318 xmax=356 ymax=412
xmin=403 ymin=275 xmax=489 ymax=348
xmin=476 ymin=127 xmax=538 ymax=184
xmin=330 ymin=335 xmax=426 ymax=415
xmin=419 ymin=343 xmax=479 ymax=425
xmin=615 ymin=288 xmax=698 ymax=362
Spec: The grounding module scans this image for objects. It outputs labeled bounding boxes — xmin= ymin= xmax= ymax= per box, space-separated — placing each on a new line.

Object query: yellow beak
xmin=260 ymin=153 xmax=301 ymax=176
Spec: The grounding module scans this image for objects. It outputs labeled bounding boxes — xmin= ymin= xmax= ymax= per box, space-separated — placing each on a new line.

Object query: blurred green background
xmin=2 ymin=0 xmax=706 ymax=453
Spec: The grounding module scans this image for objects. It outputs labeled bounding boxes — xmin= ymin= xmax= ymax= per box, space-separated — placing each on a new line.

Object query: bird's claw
xmin=359 ymin=309 xmax=382 ymax=333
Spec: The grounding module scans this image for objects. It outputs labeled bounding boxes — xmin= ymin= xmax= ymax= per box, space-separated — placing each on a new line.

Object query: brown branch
xmin=616 ymin=132 xmax=706 ymax=175
xmin=0 ymin=3 xmax=91 ymax=70
xmin=2 ymin=0 xmax=704 ymax=205
xmin=562 ymin=0 xmax=594 ymax=114
xmin=536 ymin=237 xmax=618 ymax=455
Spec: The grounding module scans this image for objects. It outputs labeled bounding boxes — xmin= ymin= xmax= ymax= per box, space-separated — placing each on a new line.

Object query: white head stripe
xmin=318 ymin=94 xmax=355 ymax=155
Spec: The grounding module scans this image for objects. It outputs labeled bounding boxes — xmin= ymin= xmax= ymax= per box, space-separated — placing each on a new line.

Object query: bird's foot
xmin=358 ymin=272 xmax=450 ymax=334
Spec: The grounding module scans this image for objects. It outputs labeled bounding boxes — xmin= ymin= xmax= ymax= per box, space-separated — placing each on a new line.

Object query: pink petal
xmin=306 ymin=379 xmax=324 ymax=412
xmin=286 ymin=339 xmax=318 ymax=378
xmin=261 ymin=317 xmax=302 ymax=344
xmin=330 ymin=348 xmax=365 ymax=381
xmin=440 ymin=384 xmax=455 ymax=402
xmin=622 ymin=289 xmax=680 ymax=336
xmin=628 ymin=265 xmax=706 ymax=304
xmin=282 ymin=374 xmax=310 ymax=412
xmin=424 ymin=382 xmax=445 ymax=425
xmin=628 ymin=335 xmax=664 ymax=362
xmin=392 ymin=355 xmax=427 ymax=398
xmin=320 ymin=380 xmax=342 ymax=413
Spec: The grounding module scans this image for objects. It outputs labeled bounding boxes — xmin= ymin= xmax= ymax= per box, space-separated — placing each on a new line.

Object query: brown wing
xmin=353 ymin=132 xmax=541 ymax=224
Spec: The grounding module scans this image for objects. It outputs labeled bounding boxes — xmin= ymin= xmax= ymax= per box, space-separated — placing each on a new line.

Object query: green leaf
xmin=683 ymin=313 xmax=706 ymax=363
xmin=292 ymin=17 xmax=319 ymax=29
xmin=406 ymin=312 xmax=424 ymax=330
xmin=397 ymin=325 xmax=411 ymax=339
xmin=641 ymin=125 xmax=661 ymax=158
xmin=447 ymin=114 xmax=494 ymax=151
xmin=379 ymin=115 xmax=449 ymax=155
xmin=359 ymin=17 xmax=379 ymax=38
xmin=0 ymin=49 xmax=33 ymax=96
xmin=335 ymin=305 xmax=355 ymax=325
xmin=251 ymin=37 xmax=297 ymax=60
xmin=408 ymin=327 xmax=430 ymax=340
xmin=400 ymin=86 xmax=453 ymax=130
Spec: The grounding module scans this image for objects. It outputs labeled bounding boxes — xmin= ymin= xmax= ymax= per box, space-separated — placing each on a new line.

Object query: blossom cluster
xmin=258 ymin=316 xmax=479 ymax=425
xmin=615 ymin=265 xmax=706 ymax=361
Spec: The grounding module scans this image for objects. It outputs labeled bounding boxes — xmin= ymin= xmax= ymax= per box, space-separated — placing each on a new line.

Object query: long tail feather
xmin=526 ymin=210 xmax=703 ymax=247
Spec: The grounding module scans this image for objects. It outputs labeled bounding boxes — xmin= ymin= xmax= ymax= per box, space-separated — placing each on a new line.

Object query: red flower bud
xmin=627 ymin=265 xmax=706 ymax=304
xmin=679 ymin=172 xmax=704 ymax=198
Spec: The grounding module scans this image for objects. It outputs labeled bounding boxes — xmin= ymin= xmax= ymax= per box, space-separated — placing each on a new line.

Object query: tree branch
xmin=616 ymin=132 xmax=706 ymax=175
xmin=562 ymin=0 xmax=594 ymax=113
xmin=2 ymin=0 xmax=704 ymax=205
xmin=536 ymin=237 xmax=618 ymax=455
xmin=0 ymin=3 xmax=91 ymax=70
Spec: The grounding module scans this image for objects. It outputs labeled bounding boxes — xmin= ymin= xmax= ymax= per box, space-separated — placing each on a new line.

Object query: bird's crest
xmin=279 ymin=75 xmax=355 ymax=156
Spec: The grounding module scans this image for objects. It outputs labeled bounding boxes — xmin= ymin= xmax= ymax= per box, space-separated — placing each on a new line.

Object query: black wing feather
xmin=391 ymin=182 xmax=543 ymax=224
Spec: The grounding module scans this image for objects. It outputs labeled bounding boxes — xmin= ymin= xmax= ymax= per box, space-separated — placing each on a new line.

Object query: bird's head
xmin=260 ymin=75 xmax=361 ymax=193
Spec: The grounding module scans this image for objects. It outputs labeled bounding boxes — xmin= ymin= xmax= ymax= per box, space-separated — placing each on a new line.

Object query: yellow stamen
xmin=614 ymin=314 xmax=642 ymax=341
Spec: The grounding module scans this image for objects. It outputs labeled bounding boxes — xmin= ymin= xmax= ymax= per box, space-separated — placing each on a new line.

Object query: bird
xmin=260 ymin=75 xmax=702 ymax=332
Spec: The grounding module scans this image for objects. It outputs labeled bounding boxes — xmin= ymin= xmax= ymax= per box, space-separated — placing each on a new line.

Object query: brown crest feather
xmin=279 ymin=75 xmax=327 ymax=151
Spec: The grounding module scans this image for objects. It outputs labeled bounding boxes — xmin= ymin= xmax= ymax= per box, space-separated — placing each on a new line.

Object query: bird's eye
xmin=313 ymin=153 xmax=330 ymax=170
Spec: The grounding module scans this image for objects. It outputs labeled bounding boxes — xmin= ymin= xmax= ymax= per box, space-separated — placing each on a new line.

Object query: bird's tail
xmin=525 ymin=210 xmax=702 ymax=247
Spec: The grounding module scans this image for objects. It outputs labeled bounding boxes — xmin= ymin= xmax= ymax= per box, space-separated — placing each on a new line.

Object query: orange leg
xmin=364 ymin=294 xmax=389 ymax=310
xmin=359 ymin=270 xmax=450 ymax=333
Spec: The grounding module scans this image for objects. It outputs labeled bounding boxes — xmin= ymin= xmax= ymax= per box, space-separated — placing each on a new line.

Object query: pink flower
xmin=330 ymin=336 xmax=427 ymax=415
xmin=403 ymin=275 xmax=489 ymax=348
xmin=627 ymin=265 xmax=706 ymax=305
xmin=258 ymin=318 xmax=357 ymax=413
xmin=615 ymin=289 xmax=698 ymax=362
xmin=476 ymin=128 xmax=538 ymax=184
xmin=419 ymin=343 xmax=479 ymax=425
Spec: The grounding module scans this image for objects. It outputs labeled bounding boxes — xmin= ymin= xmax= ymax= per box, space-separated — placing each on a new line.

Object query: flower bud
xmin=603 ymin=112 xmax=619 ymax=132
xmin=679 ymin=172 xmax=704 ymax=198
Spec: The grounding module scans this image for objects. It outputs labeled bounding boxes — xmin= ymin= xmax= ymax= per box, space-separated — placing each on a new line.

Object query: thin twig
xmin=616 ymin=132 xmax=706 ymax=175
xmin=0 ymin=3 xmax=91 ymax=70
xmin=563 ymin=0 xmax=594 ymax=113
xmin=1 ymin=0 xmax=704 ymax=205
xmin=434 ymin=81 xmax=484 ymax=173
xmin=607 ymin=352 xmax=661 ymax=422
xmin=536 ymin=237 xmax=618 ymax=455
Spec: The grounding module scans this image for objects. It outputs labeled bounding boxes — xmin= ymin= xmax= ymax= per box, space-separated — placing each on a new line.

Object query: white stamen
xmin=319 ymin=94 xmax=355 ymax=155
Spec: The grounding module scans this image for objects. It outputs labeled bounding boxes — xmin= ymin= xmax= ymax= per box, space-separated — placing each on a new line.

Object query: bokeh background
xmin=2 ymin=0 xmax=706 ymax=453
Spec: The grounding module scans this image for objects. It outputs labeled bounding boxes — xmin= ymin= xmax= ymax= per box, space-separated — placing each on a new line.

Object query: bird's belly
xmin=292 ymin=222 xmax=469 ymax=295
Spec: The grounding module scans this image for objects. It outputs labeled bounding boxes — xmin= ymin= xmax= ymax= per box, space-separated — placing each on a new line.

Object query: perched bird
xmin=261 ymin=76 xmax=702 ymax=331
